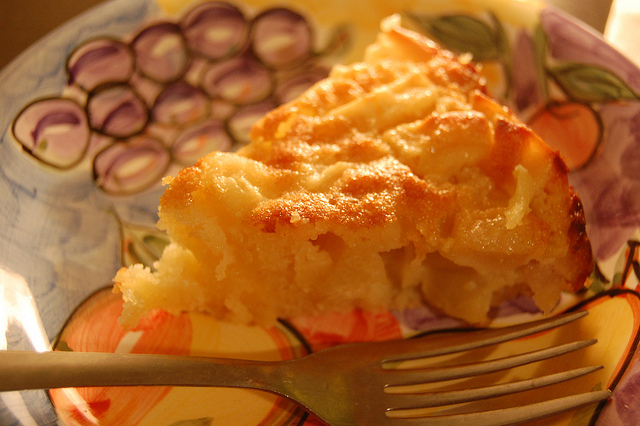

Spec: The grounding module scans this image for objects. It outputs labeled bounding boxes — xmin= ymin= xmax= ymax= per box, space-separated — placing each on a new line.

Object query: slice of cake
xmin=114 ymin=16 xmax=593 ymax=327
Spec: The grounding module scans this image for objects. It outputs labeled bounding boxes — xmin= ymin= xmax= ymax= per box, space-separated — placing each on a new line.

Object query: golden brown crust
xmin=566 ymin=192 xmax=594 ymax=291
xmin=114 ymin=17 xmax=593 ymax=327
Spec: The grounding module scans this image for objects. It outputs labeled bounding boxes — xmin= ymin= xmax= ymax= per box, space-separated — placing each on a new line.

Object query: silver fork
xmin=0 ymin=310 xmax=610 ymax=425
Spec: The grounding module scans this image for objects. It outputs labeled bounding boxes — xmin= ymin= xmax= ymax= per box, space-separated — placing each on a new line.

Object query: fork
xmin=0 ymin=310 xmax=610 ymax=425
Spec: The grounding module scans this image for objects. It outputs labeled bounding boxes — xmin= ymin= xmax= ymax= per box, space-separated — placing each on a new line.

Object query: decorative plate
xmin=1 ymin=0 xmax=640 ymax=424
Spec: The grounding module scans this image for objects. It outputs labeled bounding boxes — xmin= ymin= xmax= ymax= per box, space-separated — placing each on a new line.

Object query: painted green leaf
xmin=550 ymin=63 xmax=640 ymax=103
xmin=588 ymin=264 xmax=611 ymax=294
xmin=407 ymin=13 xmax=504 ymax=61
xmin=533 ymin=24 xmax=550 ymax=101
xmin=120 ymin=222 xmax=170 ymax=269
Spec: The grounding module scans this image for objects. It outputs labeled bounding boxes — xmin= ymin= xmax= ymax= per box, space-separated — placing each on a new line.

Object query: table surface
xmin=0 ymin=0 xmax=614 ymax=71
xmin=0 ymin=0 xmax=104 ymax=70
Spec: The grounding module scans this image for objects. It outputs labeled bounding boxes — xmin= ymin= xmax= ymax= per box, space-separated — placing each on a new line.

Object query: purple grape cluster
xmin=12 ymin=1 xmax=349 ymax=195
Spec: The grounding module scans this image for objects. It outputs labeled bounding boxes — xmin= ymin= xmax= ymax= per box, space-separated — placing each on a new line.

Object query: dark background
xmin=0 ymin=0 xmax=104 ymax=70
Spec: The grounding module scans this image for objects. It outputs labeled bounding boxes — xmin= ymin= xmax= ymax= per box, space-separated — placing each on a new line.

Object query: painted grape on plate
xmin=12 ymin=0 xmax=349 ymax=197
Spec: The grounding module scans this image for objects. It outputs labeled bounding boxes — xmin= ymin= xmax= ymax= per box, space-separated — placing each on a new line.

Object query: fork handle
xmin=0 ymin=350 xmax=285 ymax=394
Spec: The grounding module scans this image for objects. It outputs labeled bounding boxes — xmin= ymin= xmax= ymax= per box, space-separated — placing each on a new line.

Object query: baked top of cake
xmin=114 ymin=16 xmax=593 ymax=327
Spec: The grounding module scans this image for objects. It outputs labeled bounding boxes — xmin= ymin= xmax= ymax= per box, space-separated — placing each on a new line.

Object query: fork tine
xmin=384 ymin=365 xmax=603 ymax=408
xmin=385 ymin=389 xmax=611 ymax=425
xmin=384 ymin=338 xmax=596 ymax=386
xmin=381 ymin=310 xmax=587 ymax=364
